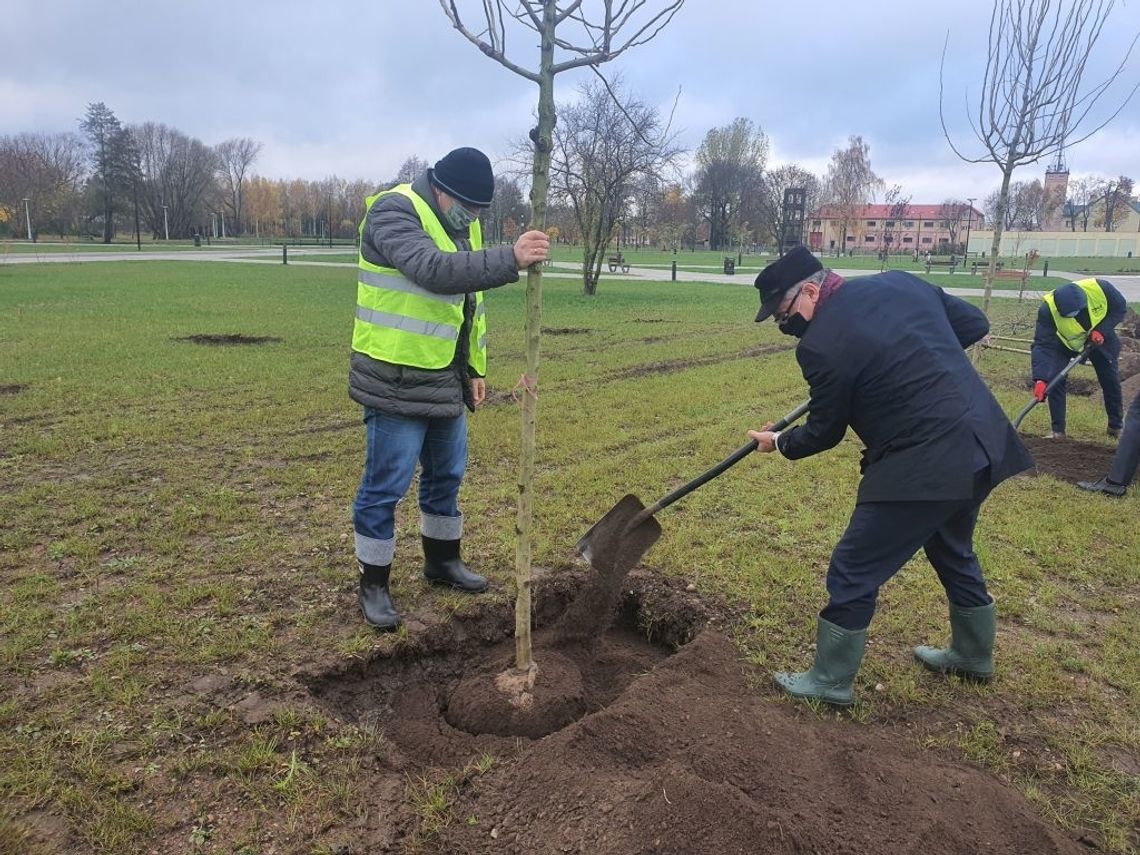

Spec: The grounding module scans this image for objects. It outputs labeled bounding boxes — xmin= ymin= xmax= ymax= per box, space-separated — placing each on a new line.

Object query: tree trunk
xmin=972 ymin=166 xmax=1013 ymax=364
xmin=513 ymin=1 xmax=556 ymax=674
xmin=582 ymin=245 xmax=599 ymax=296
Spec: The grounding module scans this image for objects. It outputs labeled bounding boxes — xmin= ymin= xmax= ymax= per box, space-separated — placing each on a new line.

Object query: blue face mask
xmin=442 ymin=199 xmax=477 ymax=231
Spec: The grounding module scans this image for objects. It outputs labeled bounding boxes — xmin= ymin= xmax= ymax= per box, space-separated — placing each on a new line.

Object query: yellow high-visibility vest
xmin=353 ymin=184 xmax=487 ymax=374
xmin=1043 ymin=278 xmax=1108 ymax=351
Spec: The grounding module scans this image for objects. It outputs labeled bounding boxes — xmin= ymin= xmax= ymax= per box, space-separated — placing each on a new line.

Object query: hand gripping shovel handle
xmin=627 ymin=399 xmax=810 ymax=530
xmin=1012 ymin=343 xmax=1094 ymax=429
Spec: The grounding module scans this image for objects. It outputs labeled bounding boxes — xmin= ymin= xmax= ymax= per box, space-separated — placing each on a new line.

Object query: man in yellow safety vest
xmin=350 ymin=147 xmax=549 ymax=630
xmin=1030 ymin=278 xmax=1127 ymax=439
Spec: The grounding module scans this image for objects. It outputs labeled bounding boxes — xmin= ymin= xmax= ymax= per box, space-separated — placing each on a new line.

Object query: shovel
xmin=1012 ymin=343 xmax=1094 ymax=430
xmin=576 ymin=399 xmax=810 ymax=575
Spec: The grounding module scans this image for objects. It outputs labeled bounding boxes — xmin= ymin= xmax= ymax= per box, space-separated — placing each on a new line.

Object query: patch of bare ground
xmin=540 ymin=327 xmax=591 ymax=336
xmin=1019 ymin=434 xmax=1119 ymax=484
xmin=173 ymin=333 xmax=283 ymax=345
xmin=605 ymin=343 xmax=794 ymax=381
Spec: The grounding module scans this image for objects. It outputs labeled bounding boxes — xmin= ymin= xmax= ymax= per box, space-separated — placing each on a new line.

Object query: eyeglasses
xmin=773 ymin=283 xmax=805 ymax=324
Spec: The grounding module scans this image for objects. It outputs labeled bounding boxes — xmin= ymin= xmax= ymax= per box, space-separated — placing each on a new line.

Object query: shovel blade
xmin=576 ymin=493 xmax=663 ymax=572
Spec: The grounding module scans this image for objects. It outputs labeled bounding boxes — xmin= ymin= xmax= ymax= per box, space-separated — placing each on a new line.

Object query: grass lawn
xmin=1 ymin=261 xmax=1137 ymax=852
xmin=1 ymin=239 xmax=356 ymax=254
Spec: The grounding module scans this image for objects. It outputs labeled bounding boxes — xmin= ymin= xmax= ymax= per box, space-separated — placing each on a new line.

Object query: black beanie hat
xmin=753 ymin=246 xmax=823 ymax=322
xmin=430 ymin=147 xmax=495 ymax=208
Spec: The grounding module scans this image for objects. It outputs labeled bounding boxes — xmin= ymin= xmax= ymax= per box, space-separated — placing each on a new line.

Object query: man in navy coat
xmin=748 ymin=247 xmax=1033 ymax=705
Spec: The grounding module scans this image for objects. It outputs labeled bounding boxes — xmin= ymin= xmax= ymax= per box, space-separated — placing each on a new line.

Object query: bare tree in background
xmin=691 ymin=118 xmax=768 ymax=252
xmin=134 ymin=123 xmax=219 ymax=239
xmin=549 ymin=77 xmax=681 ymax=295
xmin=880 ymin=184 xmax=911 ymax=266
xmin=823 ymin=134 xmax=882 ymax=255
xmin=1097 ymin=175 xmax=1134 ymax=232
xmin=0 ymin=132 xmax=86 ymax=239
xmin=938 ymin=199 xmax=970 ymax=253
xmin=439 ymin=0 xmax=685 ymax=674
xmin=756 ymin=164 xmax=820 ymax=252
xmin=1065 ymin=174 xmax=1106 ymax=231
xmin=394 ymin=156 xmax=430 ymax=186
xmin=485 ymin=175 xmax=528 ymax=245
xmin=1009 ymin=179 xmax=1049 ymax=231
xmin=216 ymin=137 xmax=262 ymax=236
xmin=940 ymin=0 xmax=1138 ymax=338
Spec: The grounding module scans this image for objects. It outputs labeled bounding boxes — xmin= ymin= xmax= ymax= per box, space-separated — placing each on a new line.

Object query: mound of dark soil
xmin=304 ymin=574 xmax=1088 ymax=854
xmin=435 ymin=631 xmax=1086 ymax=855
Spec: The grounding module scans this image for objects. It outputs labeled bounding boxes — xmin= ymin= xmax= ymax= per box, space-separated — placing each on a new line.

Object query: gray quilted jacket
xmin=349 ymin=172 xmax=520 ymax=418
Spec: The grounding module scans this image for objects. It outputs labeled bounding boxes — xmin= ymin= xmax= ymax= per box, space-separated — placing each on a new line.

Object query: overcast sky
xmin=3 ymin=1 xmax=1137 ymax=203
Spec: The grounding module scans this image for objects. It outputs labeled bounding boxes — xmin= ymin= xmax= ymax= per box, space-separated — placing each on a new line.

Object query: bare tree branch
xmin=939 ymin=0 xmax=1138 ymax=330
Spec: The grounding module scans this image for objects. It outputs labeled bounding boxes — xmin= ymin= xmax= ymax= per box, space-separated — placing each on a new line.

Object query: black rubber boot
xmin=358 ymin=561 xmax=401 ymax=630
xmin=422 ymin=536 xmax=488 ymax=593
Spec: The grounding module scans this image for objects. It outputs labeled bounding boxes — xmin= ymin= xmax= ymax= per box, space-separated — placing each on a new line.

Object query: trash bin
xmin=723 ymin=257 xmax=735 ymax=275
xmin=193 ymin=233 xmax=201 ymax=247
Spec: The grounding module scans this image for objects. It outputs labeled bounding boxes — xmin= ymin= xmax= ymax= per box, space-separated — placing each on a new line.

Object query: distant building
xmin=808 ymin=204 xmax=984 ymax=255
xmin=1042 ymin=154 xmax=1070 ymax=231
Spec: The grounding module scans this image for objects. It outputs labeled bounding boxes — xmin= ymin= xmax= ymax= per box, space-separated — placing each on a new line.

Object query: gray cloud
xmin=3 ymin=0 xmax=1136 ymax=201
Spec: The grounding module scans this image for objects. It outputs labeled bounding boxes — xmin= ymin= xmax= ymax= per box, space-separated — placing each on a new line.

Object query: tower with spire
xmin=1044 ymin=149 xmax=1070 ymax=230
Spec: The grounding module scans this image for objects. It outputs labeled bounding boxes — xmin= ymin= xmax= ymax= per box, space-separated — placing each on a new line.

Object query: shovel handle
xmin=632 ymin=399 xmax=810 ymax=526
xmin=1012 ymin=344 xmax=1093 ymax=429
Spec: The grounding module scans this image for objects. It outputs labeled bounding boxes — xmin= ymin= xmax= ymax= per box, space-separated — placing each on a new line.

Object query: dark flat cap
xmin=753 ymin=246 xmax=823 ymax=322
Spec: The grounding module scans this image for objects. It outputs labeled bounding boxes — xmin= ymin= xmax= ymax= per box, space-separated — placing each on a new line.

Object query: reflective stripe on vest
xmin=353 ymin=184 xmax=487 ymax=374
xmin=1043 ymin=279 xmax=1109 ymax=351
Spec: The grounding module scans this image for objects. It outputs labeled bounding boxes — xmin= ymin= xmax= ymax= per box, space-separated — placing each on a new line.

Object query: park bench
xmin=607 ymin=253 xmax=631 ymax=273
xmin=971 ymin=260 xmax=1004 ymax=275
xmin=924 ymin=257 xmax=957 ymax=274
xmin=993 ymin=269 xmax=1029 ymax=285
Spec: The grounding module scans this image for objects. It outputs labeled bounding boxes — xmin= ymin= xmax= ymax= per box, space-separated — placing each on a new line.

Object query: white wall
xmin=967 ymin=230 xmax=1139 ymax=258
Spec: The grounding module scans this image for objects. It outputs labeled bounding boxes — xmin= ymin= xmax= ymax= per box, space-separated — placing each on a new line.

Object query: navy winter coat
xmin=777 ymin=270 xmax=1034 ymax=503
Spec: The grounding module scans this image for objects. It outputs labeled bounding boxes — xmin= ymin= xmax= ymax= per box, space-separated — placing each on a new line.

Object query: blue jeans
xmin=353 ymin=408 xmax=467 ymax=566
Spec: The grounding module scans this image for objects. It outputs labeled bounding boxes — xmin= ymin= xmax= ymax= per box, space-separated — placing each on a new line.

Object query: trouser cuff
xmin=421 ymin=512 xmax=463 ymax=540
xmin=355 ymin=532 xmax=395 ymax=566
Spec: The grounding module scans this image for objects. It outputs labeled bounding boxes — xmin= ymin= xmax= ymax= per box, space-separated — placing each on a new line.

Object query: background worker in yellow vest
xmin=1030 ymin=279 xmax=1127 ymax=439
xmin=350 ymin=147 xmax=549 ymax=630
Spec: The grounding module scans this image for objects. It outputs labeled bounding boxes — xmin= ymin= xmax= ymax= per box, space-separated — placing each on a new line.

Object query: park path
xmin=4 ymin=247 xmax=1139 ymax=302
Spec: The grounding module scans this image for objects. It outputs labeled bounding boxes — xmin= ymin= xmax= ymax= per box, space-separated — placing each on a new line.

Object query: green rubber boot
xmin=774 ymin=617 xmax=868 ymax=707
xmin=914 ymin=601 xmax=995 ymax=681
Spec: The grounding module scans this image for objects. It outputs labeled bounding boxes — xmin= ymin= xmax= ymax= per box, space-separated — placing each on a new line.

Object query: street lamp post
xmin=162 ymin=204 xmax=169 ymax=241
xmin=22 ymin=198 xmax=32 ymax=241
xmin=964 ymin=197 xmax=976 ymax=257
